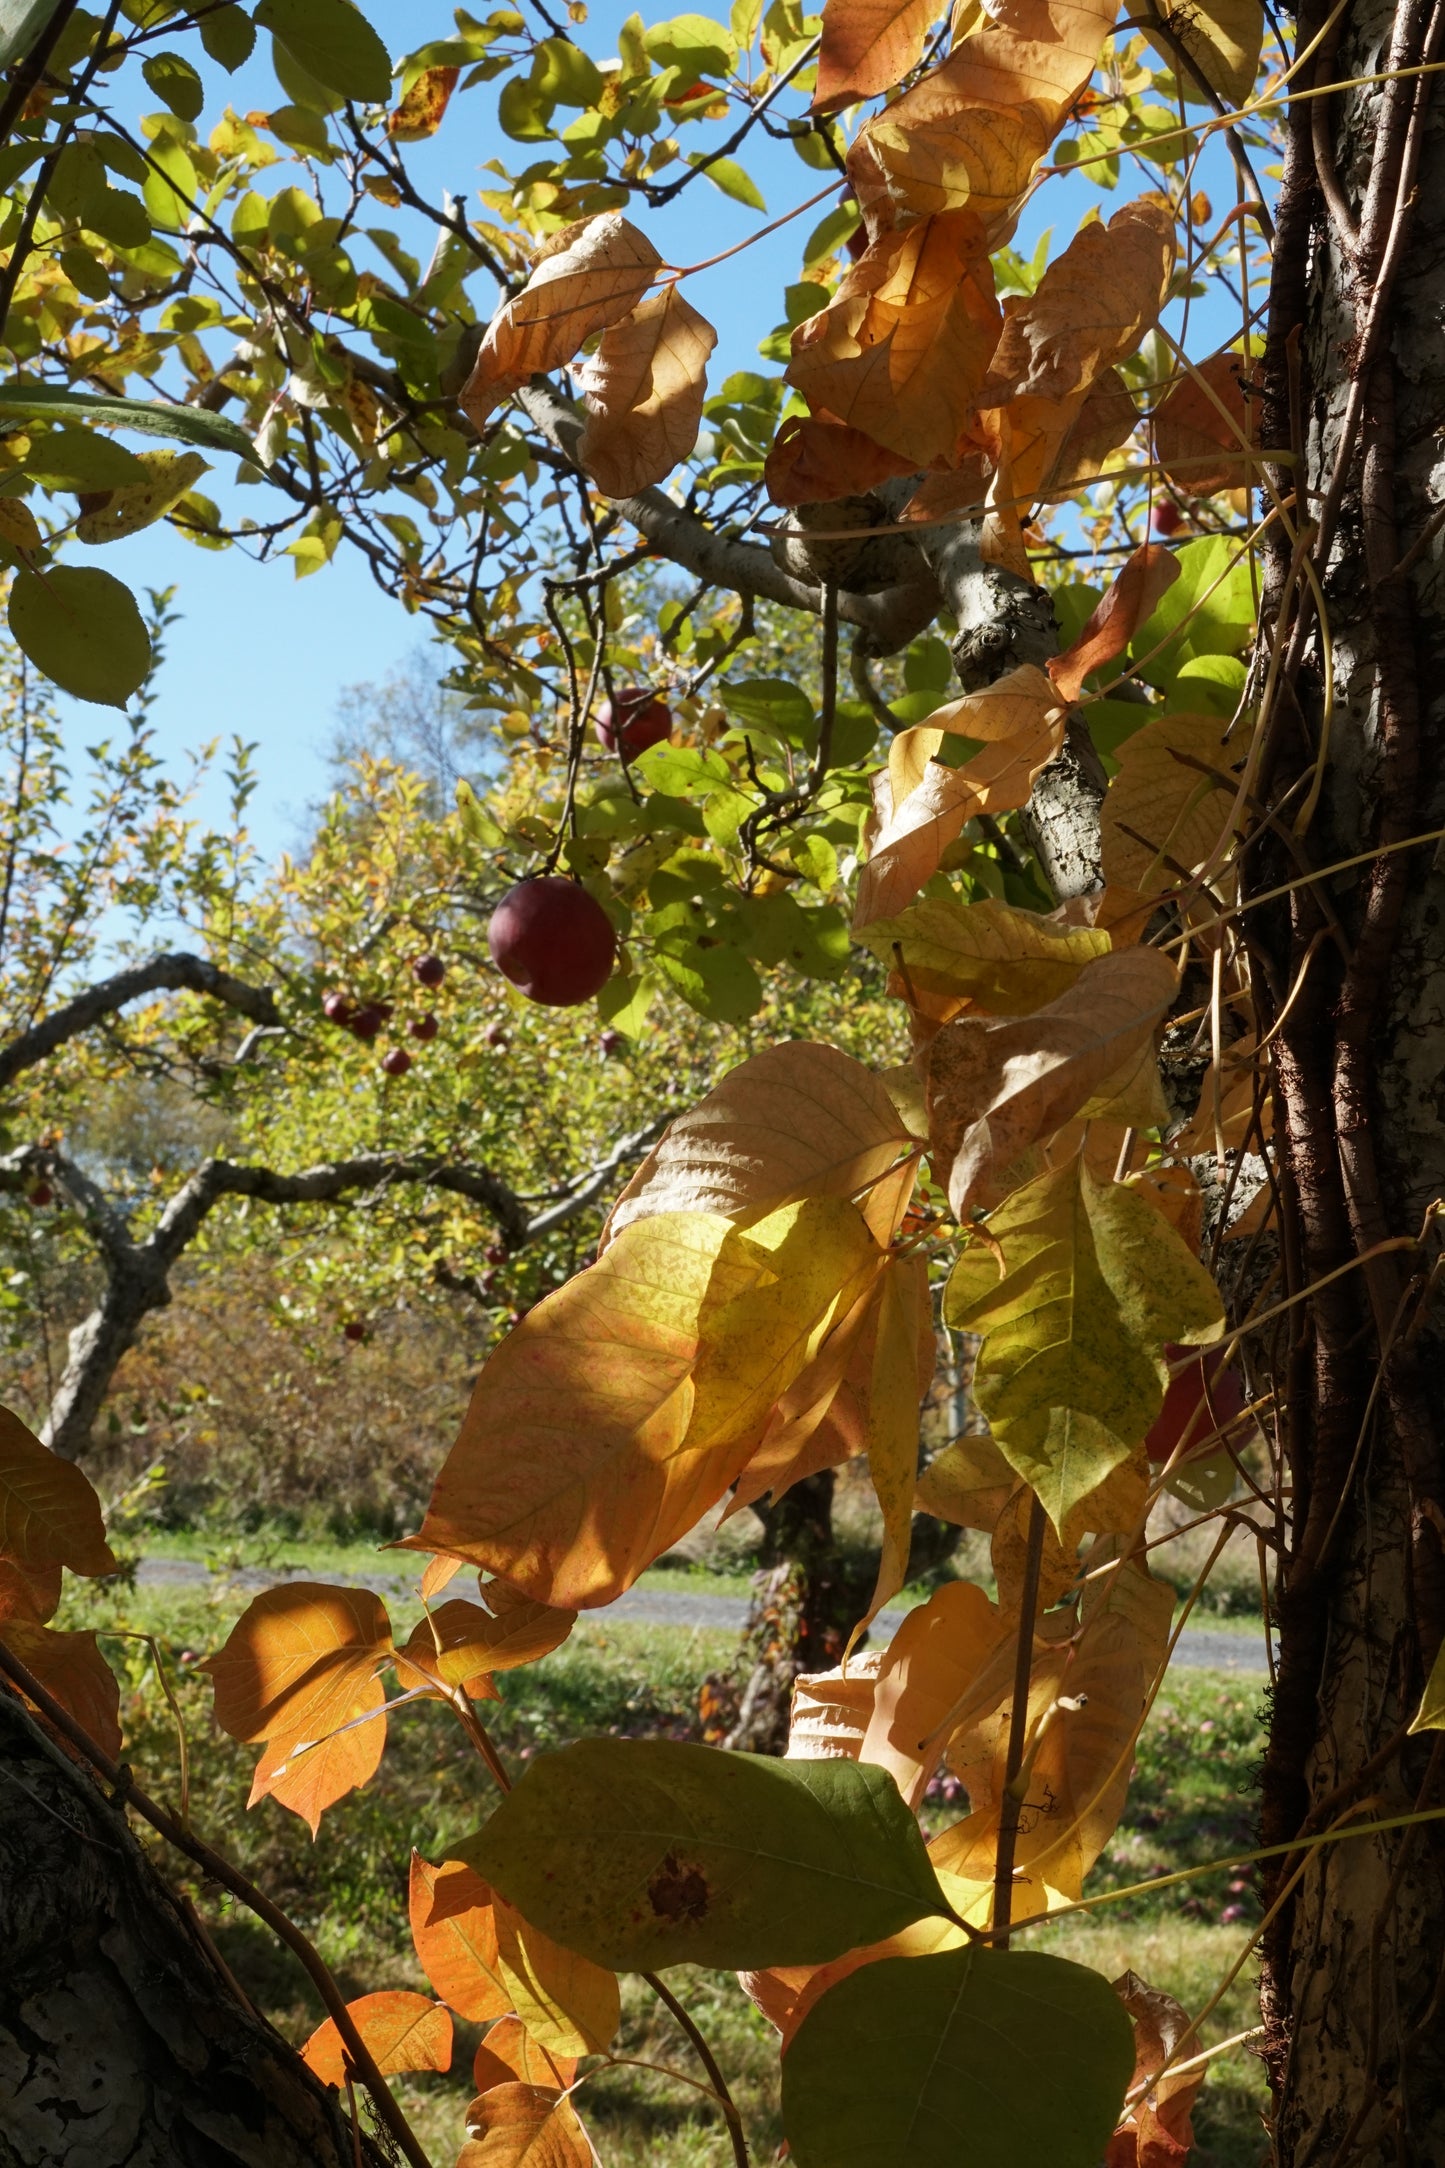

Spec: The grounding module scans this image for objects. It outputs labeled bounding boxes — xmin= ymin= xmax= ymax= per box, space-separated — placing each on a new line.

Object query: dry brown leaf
xmin=0 ymin=1619 xmax=121 ymax=1758
xmin=460 ymin=2081 xmax=593 ymax=2168
xmin=987 ymin=197 xmax=1177 ymax=405
xmin=602 ymin=1040 xmax=914 ymax=1248
xmin=813 ymin=0 xmax=941 ymax=109
xmin=1100 ymin=713 xmax=1239 ymax=897
xmin=301 ymin=1991 xmax=452 ymax=2087
xmin=0 ymin=1554 xmax=61 ymax=1624
xmin=861 ymin=1578 xmax=1012 ymax=1804
xmin=847 ymin=63 xmax=1056 ymax=237
xmin=764 ymin=410 xmax=919 ymax=507
xmin=853 ymin=665 xmax=1067 ymax=928
xmin=1105 ymin=1968 xmax=1209 ymax=2167
xmin=1154 ymin=348 xmax=1261 ymax=497
xmin=1050 ymin=543 xmax=1180 ymax=702
xmin=0 ymin=1403 xmax=117 ymax=1576
xmin=786 ymin=211 xmax=1003 ymax=469
xmin=397 ymin=1585 xmax=576 ymax=1690
xmin=924 ymin=946 xmax=1179 ymax=1215
xmin=575 ymin=284 xmax=717 ymax=497
xmin=786 ymin=1650 xmax=883 ymax=1759
xmin=388 ymin=64 xmax=460 ymax=140
xmin=410 ymin=1854 xmax=515 ymax=2024
xmin=472 ymin=2018 xmax=577 ymax=2096
xmin=462 ymin=214 xmax=661 ymax=427
xmin=955 ymin=0 xmax=1130 ymax=117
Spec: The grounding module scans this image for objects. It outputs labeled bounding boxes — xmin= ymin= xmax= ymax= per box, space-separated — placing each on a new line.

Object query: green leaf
xmin=141 ymin=133 xmax=198 ymax=227
xmin=8 ymin=566 xmax=151 ymax=708
xmin=656 ymin=940 xmax=763 ymax=1023
xmin=256 ymin=0 xmax=393 ymax=103
xmin=634 ymin=742 xmax=730 ymax=799
xmin=782 ymin=1946 xmax=1134 ymax=2168
xmin=199 ymin=2 xmax=257 ymax=70
xmin=944 ymin=1158 xmax=1224 ymax=1528
xmin=0 ymin=1 xmax=61 ymax=70
xmin=1129 ymin=534 xmax=1255 ymax=690
xmin=596 ymin=971 xmax=658 ymax=1035
xmin=723 ymin=675 xmax=813 ymax=746
xmin=142 ymin=50 xmax=205 ymax=121
xmin=22 ymin=427 xmax=147 ymax=490
xmin=460 ymin=1740 xmax=948 ymax=1971
xmin=0 ymin=386 xmax=254 ymax=461
xmin=455 ymin=776 xmax=504 ymax=845
xmin=803 ymin=200 xmax=860 ymax=268
xmin=689 ymin=154 xmax=765 ymax=210
xmin=645 ymin=12 xmax=738 ymax=75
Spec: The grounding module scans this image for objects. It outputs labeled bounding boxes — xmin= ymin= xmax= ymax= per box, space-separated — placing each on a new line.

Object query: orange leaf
xmin=472 ymin=2017 xmax=577 ymax=2096
xmin=462 ymin=214 xmax=661 ymax=427
xmin=301 ymin=1990 xmax=452 ymax=2088
xmin=813 ymin=0 xmax=940 ymax=110
xmin=764 ymin=411 xmax=918 ymax=508
xmin=861 ymin=1579 xmax=1012 ymax=1805
xmin=460 ymin=2082 xmax=592 ymax=2168
xmin=397 ymin=1586 xmax=576 ymax=1690
xmin=410 ymin=1853 xmax=514 ymax=2023
xmin=0 ymin=1553 xmax=62 ymax=1623
xmin=0 ymin=1402 xmax=117 ymax=1576
xmin=246 ymin=1680 xmax=387 ymax=1835
xmin=847 ymin=61 xmax=1055 ymax=239
xmin=1105 ymin=1969 xmax=1208 ymax=2167
xmin=1153 ymin=348 xmax=1260 ymax=497
xmin=986 ymin=197 xmax=1177 ymax=406
xmin=575 ymin=284 xmax=717 ymax=496
xmin=202 ymin=1581 xmax=392 ymax=1745
xmin=420 ymin=1552 xmax=464 ymax=1601
xmin=1 ymin=1619 xmax=121 ymax=1757
xmin=1049 ymin=543 xmax=1180 ymax=702
xmin=787 ymin=212 xmax=1002 ymax=469
xmin=388 ymin=64 xmax=459 ymax=141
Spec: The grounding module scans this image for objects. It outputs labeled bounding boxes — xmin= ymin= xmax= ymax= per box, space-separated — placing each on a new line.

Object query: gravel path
xmin=135 ymin=1557 xmax=1272 ymax=1673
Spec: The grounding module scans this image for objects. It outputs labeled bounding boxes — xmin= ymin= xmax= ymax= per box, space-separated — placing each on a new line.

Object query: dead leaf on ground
xmin=576 ymin=284 xmax=717 ymax=497
xmin=462 ymin=214 xmax=661 ymax=426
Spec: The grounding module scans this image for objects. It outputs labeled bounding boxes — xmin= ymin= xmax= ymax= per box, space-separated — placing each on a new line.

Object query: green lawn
xmin=58 ymin=1559 xmax=1271 ymax=2168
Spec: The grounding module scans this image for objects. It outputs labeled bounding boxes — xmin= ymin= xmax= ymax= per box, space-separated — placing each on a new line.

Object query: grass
xmin=56 ymin=1554 xmax=1272 ymax=2168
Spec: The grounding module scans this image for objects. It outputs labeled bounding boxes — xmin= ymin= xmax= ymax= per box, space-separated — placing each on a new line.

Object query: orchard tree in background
xmin=2 ymin=1 xmax=1445 ymax=2167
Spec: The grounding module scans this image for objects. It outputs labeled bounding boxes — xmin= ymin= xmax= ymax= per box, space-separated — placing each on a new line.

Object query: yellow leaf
xmin=388 ymin=64 xmax=460 ymax=141
xmin=462 ymin=214 xmax=661 ymax=427
xmin=0 ymin=497 xmax=43 ymax=555
xmin=1149 ymin=0 xmax=1263 ymax=104
xmin=74 ymin=450 xmax=211 ymax=544
xmin=813 ymin=0 xmax=940 ymax=110
xmin=576 ymin=284 xmax=717 ymax=496
xmin=914 ymin=1431 xmax=1017 ymax=1528
xmin=493 ymin=1895 xmax=621 ymax=2056
xmin=0 ymin=1403 xmax=117 ymax=1575
xmin=410 ymin=1854 xmax=514 ymax=2023
xmin=1100 ymin=712 xmax=1239 ymax=897
xmin=853 ymin=665 xmax=1066 ymax=927
xmin=786 ymin=211 xmax=1003 ymax=469
xmin=857 ymin=894 xmax=1111 ymax=1028
xmin=785 ymin=1651 xmax=883 ymax=1761
xmin=924 ymin=947 xmax=1179 ymax=1215
xmin=986 ymin=197 xmax=1177 ymax=405
xmin=1410 ymin=1642 xmax=1445 ymax=1734
xmin=861 ymin=1579 xmax=1013 ymax=1805
xmin=945 ymin=1156 xmax=1224 ymax=1527
xmin=301 ymin=1991 xmax=452 ymax=2087
xmin=459 ymin=2081 xmax=593 ymax=2168
xmin=1049 ymin=543 xmax=1180 ymax=703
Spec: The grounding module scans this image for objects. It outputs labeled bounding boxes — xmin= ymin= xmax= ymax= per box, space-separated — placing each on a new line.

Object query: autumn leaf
xmin=575 ymin=284 xmax=717 ymax=497
xmin=602 ymin=1041 xmax=914 ymax=1248
xmin=945 ymin=1157 xmax=1224 ymax=1526
xmin=0 ymin=1618 xmax=121 ymax=1758
xmin=857 ymin=894 xmax=1110 ymax=1027
xmin=1049 ymin=543 xmax=1180 ymax=702
xmin=853 ymin=665 xmax=1066 ymax=927
xmin=1410 ymin=1641 xmax=1445 ymax=1734
xmin=462 ymin=215 xmax=661 ymax=426
xmin=786 ymin=211 xmax=1003 ymax=469
xmin=813 ymin=0 xmax=941 ymax=111
xmin=492 ymin=1894 xmax=621 ymax=2056
xmin=407 ymin=1199 xmax=879 ymax=1606
xmin=397 ymin=1584 xmax=576 ymax=1690
xmin=848 ymin=65 xmax=1056 ymax=238
xmin=0 ymin=1554 xmax=62 ymax=1624
xmin=1106 ymin=1969 xmax=1209 ymax=2168
xmin=388 ymin=64 xmax=460 ymax=140
xmin=1100 ymin=713 xmax=1239 ymax=896
xmin=915 ymin=1429 xmax=1018 ymax=1528
xmin=472 ymin=2017 xmax=576 ymax=2096
xmin=301 ymin=1991 xmax=452 ymax=2087
xmin=0 ymin=1403 xmax=117 ymax=1576
xmin=785 ymin=1652 xmax=884 ymax=1761
xmin=73 ymin=449 xmax=210 ymax=545
xmin=857 ymin=1251 xmax=931 ymax=1634
xmin=459 ymin=2082 xmax=592 ymax=2168
xmin=861 ymin=1578 xmax=1012 ymax=1804
xmin=987 ymin=197 xmax=1177 ymax=405
xmin=924 ymin=946 xmax=1179 ymax=1213
xmin=410 ymin=1854 xmax=514 ymax=2023
xmin=1154 ymin=348 xmax=1261 ymax=497
xmin=764 ymin=411 xmax=918 ymax=507
xmin=1148 ymin=0 xmax=1263 ymax=105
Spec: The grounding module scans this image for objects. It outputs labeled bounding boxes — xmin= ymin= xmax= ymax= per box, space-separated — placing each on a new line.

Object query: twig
xmin=644 ymin=1970 xmax=750 ymax=2168
xmin=992 ymin=1493 xmax=1047 ymax=1945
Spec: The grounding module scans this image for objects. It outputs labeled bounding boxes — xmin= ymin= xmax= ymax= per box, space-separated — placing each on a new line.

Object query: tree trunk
xmin=1253 ymin=1 xmax=1445 ymax=2156
xmin=0 ymin=1688 xmax=385 ymax=2168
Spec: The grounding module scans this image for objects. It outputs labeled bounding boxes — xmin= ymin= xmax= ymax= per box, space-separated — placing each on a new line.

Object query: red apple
xmin=596 ymin=687 xmax=673 ymax=760
xmin=1152 ymin=499 xmax=1185 ymax=537
xmin=351 ymin=1003 xmax=386 ymax=1040
xmin=485 ymin=1241 xmax=508 ymax=1265
xmin=600 ymin=1028 xmax=624 ymax=1056
xmin=381 ymin=1047 xmax=412 ymax=1077
xmin=487 ymin=876 xmax=617 ymax=1006
xmin=27 ymin=1181 xmax=53 ymax=1208
xmin=412 ymin=953 xmax=445 ymax=988
xmin=484 ymin=1023 xmax=509 ymax=1048
xmin=322 ymin=990 xmax=355 ymax=1025
xmin=409 ymin=1012 xmax=439 ymax=1041
xmin=1146 ymin=1344 xmax=1247 ymax=1463
xmin=343 ymin=1320 xmax=366 ymax=1342
xmin=479 ymin=1268 xmax=499 ymax=1295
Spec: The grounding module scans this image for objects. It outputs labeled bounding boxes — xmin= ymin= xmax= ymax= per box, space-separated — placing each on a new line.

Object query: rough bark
xmin=0 ymin=1687 xmax=384 ymax=2168
xmin=1249 ymin=0 xmax=1445 ymax=2155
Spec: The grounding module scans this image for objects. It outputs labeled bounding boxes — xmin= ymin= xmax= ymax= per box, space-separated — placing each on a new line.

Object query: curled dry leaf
xmin=1153 ymin=348 xmax=1261 ymax=498
xmin=847 ymin=62 xmax=1056 ymax=239
xmin=397 ymin=1584 xmax=576 ymax=1691
xmin=853 ymin=664 xmax=1066 ymax=928
xmin=0 ymin=1403 xmax=118 ymax=1576
xmin=785 ymin=1650 xmax=883 ymax=1760
xmin=764 ymin=410 xmax=918 ymax=507
xmin=602 ymin=1040 xmax=914 ymax=1249
xmin=923 ymin=945 xmax=1179 ymax=1215
xmin=0 ymin=1618 xmax=122 ymax=1758
xmin=786 ymin=211 xmax=1003 ymax=469
xmin=1105 ymin=1968 xmax=1209 ymax=2167
xmin=1100 ymin=713 xmax=1239 ymax=897
xmin=575 ymin=284 xmax=717 ymax=497
xmin=945 ymin=1156 xmax=1224 ymax=1527
xmin=1049 ymin=543 xmax=1181 ymax=703
xmin=462 ymin=214 xmax=661 ymax=427
xmin=300 ymin=1990 xmax=452 ymax=2087
xmin=857 ymin=893 xmax=1111 ymax=1029
xmin=987 ymin=197 xmax=1177 ymax=406
xmin=812 ymin=0 xmax=941 ymax=111
xmin=472 ymin=2016 xmax=576 ymax=2096
xmin=388 ymin=63 xmax=460 ymax=141
xmin=459 ymin=2081 xmax=592 ymax=2168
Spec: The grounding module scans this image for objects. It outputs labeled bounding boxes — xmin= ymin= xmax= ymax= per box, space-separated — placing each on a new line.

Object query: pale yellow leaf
xmin=494 ymin=1896 xmax=621 ymax=2056
xmin=857 ymin=894 xmax=1111 ymax=1027
xmin=1100 ymin=712 xmax=1239 ymax=897
xmin=1150 ymin=0 xmax=1262 ymax=104
xmin=786 ymin=1650 xmax=883 ymax=1760
xmin=861 ymin=1578 xmax=1012 ymax=1805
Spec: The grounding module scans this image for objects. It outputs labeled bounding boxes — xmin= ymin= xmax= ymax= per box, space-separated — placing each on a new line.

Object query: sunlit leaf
xmin=492 ymin=1893 xmax=621 ymax=2055
xmin=0 ymin=1404 xmax=117 ymax=1575
xmin=861 ymin=1578 xmax=1012 ymax=1805
xmin=410 ymin=1854 xmax=514 ymax=2023
xmin=0 ymin=384 xmax=253 ymax=458
xmin=987 ymin=197 xmax=1177 ymax=405
xmin=1049 ymin=544 xmax=1180 ymax=703
xmin=300 ymin=1991 xmax=452 ymax=2086
xmin=0 ymin=1555 xmax=62 ymax=1625
xmin=74 ymin=449 xmax=211 ymax=545
xmin=813 ymin=0 xmax=940 ymax=109
xmin=256 ymin=0 xmax=392 ymax=103
xmin=389 ymin=64 xmax=460 ymax=140
xmin=8 ymin=566 xmax=151 ymax=708
xmin=463 ymin=215 xmax=662 ymax=426
xmin=1148 ymin=0 xmax=1263 ymax=104
xmin=396 ymin=1585 xmax=576 ymax=1689
xmin=472 ymin=2017 xmax=577 ymax=2096
xmin=785 ymin=1651 xmax=883 ymax=1762
xmin=576 ymin=284 xmax=717 ymax=496
xmin=849 ymin=62 xmax=1054 ymax=237
xmin=459 ymin=2082 xmax=593 ymax=2168
xmin=1099 ymin=713 xmax=1238 ymax=896
xmin=764 ymin=411 xmax=918 ymax=508
xmin=856 ymin=895 xmax=1110 ymax=1028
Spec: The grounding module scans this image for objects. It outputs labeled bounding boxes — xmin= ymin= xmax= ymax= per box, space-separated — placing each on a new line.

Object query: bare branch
xmin=0 ymin=954 xmax=284 ymax=1094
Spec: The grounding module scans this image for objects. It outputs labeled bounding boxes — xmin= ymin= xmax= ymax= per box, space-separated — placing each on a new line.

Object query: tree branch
xmin=0 ymin=953 xmax=284 ymax=1093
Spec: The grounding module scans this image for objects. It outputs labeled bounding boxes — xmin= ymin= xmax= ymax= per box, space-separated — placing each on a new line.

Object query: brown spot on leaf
xmin=647 ymin=1851 xmax=710 ymax=1925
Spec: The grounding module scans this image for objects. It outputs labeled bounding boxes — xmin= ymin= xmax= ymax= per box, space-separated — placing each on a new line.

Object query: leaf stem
xmin=992 ymin=1492 xmax=1048 ymax=1945
xmin=644 ymin=1970 xmax=750 ymax=2168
